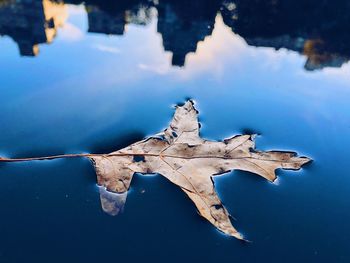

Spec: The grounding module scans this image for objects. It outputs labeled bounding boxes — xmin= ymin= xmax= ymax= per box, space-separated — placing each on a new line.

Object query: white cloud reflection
xmin=58 ymin=5 xmax=86 ymax=42
xmin=179 ymin=14 xmax=246 ymax=78
xmin=136 ymin=14 xmax=305 ymax=80
xmin=93 ymin=44 xmax=121 ymax=54
xmin=59 ymin=22 xmax=84 ymax=42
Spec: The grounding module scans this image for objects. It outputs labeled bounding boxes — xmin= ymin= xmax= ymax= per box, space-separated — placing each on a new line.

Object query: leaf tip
xmin=300 ymin=156 xmax=313 ymax=166
xmin=232 ymin=231 xmax=248 ymax=241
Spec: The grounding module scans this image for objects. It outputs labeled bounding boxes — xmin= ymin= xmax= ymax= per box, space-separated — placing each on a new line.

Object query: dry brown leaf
xmin=0 ymin=100 xmax=311 ymax=240
xmin=89 ymin=101 xmax=311 ymax=240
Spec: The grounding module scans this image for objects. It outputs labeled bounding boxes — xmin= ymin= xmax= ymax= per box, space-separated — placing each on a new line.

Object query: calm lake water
xmin=0 ymin=0 xmax=349 ymax=262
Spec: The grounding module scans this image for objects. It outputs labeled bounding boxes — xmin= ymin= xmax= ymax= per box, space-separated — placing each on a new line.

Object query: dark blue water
xmin=0 ymin=1 xmax=350 ymax=262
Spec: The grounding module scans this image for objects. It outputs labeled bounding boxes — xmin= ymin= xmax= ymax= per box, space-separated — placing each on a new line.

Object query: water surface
xmin=0 ymin=1 xmax=349 ymax=262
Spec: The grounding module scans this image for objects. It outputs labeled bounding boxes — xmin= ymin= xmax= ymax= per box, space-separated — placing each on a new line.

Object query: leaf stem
xmin=0 ymin=152 xmax=160 ymax=162
xmin=0 ymin=153 xmax=95 ymax=162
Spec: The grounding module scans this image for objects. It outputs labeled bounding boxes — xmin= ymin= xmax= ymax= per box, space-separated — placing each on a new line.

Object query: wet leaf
xmin=0 ymin=100 xmax=310 ymax=240
xmin=89 ymin=101 xmax=311 ymax=240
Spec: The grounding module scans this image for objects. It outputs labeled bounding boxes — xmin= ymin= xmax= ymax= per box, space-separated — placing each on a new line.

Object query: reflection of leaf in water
xmin=0 ymin=101 xmax=311 ymax=240
xmin=99 ymin=186 xmax=127 ymax=216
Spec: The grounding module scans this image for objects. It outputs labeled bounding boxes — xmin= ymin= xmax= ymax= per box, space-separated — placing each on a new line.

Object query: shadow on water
xmin=0 ymin=0 xmax=350 ymax=70
xmin=86 ymin=131 xmax=146 ymax=154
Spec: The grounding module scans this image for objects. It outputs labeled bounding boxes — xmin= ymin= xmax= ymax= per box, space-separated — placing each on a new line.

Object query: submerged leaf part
xmin=89 ymin=101 xmax=311 ymax=240
xmin=99 ymin=187 xmax=127 ymax=216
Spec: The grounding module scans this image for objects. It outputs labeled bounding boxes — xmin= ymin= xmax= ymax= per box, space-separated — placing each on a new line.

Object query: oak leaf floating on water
xmin=0 ymin=101 xmax=311 ymax=240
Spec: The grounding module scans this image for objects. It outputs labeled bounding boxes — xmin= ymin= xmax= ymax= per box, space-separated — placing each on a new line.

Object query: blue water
xmin=0 ymin=2 xmax=350 ymax=262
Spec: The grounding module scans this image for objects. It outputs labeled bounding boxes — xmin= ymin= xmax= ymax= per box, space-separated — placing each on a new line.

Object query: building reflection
xmin=221 ymin=0 xmax=350 ymax=71
xmin=86 ymin=1 xmax=154 ymax=35
xmin=157 ymin=0 xmax=220 ymax=66
xmin=0 ymin=0 xmax=67 ymax=56
xmin=0 ymin=0 xmax=349 ymax=70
